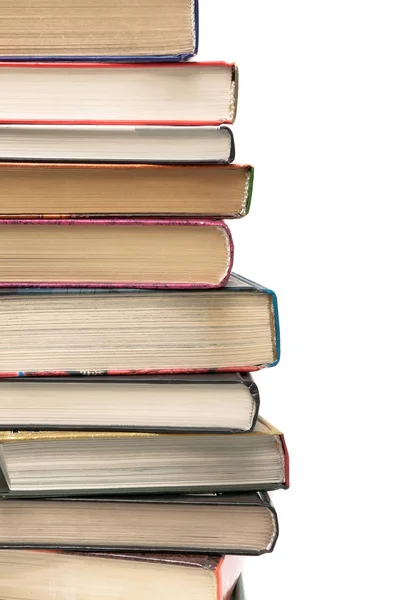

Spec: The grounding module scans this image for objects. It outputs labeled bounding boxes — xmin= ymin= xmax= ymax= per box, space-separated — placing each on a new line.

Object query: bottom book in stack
xmin=0 ymin=374 xmax=288 ymax=599
xmin=0 ymin=551 xmax=244 ymax=600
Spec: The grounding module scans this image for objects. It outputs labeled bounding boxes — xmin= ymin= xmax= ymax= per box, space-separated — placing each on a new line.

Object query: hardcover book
xmin=0 ymin=163 xmax=252 ymax=219
xmin=0 ymin=274 xmax=280 ymax=376
xmin=0 ymin=373 xmax=260 ymax=433
xmin=0 ymin=491 xmax=278 ymax=555
xmin=0 ymin=0 xmax=198 ymax=62
xmin=0 ymin=219 xmax=233 ymax=289
xmin=0 ymin=418 xmax=289 ymax=496
xmin=0 ymin=550 xmax=244 ymax=600
xmin=232 ymin=576 xmax=245 ymax=600
xmin=0 ymin=62 xmax=238 ymax=125
xmin=0 ymin=126 xmax=235 ymax=164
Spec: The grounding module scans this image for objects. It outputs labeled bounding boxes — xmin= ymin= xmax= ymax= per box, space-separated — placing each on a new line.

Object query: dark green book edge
xmin=232 ymin=576 xmax=245 ymax=600
xmin=244 ymin=167 xmax=255 ymax=216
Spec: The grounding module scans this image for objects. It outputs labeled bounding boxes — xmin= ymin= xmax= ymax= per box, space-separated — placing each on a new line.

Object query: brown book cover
xmin=0 ymin=491 xmax=278 ymax=555
xmin=0 ymin=163 xmax=252 ymax=219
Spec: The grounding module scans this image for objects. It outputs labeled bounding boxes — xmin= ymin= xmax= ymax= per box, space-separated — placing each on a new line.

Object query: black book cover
xmin=0 ymin=372 xmax=260 ymax=433
xmin=0 ymin=491 xmax=278 ymax=555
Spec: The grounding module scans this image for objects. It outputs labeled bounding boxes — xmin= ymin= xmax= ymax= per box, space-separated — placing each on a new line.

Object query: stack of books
xmin=0 ymin=2 xmax=289 ymax=599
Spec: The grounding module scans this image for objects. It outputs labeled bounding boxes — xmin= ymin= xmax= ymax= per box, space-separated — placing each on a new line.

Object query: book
xmin=232 ymin=576 xmax=245 ymax=600
xmin=0 ymin=219 xmax=233 ymax=289
xmin=0 ymin=125 xmax=235 ymax=164
xmin=0 ymin=373 xmax=260 ymax=433
xmin=0 ymin=418 xmax=289 ymax=496
xmin=0 ymin=274 xmax=280 ymax=376
xmin=0 ymin=163 xmax=252 ymax=220
xmin=0 ymin=491 xmax=278 ymax=555
xmin=0 ymin=62 xmax=238 ymax=125
xmin=0 ymin=550 xmax=243 ymax=600
xmin=0 ymin=0 xmax=198 ymax=62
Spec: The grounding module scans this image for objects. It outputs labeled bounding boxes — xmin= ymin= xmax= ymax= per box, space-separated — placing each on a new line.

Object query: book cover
xmin=0 ymin=125 xmax=235 ymax=165
xmin=0 ymin=62 xmax=238 ymax=126
xmin=0 ymin=418 xmax=289 ymax=496
xmin=0 ymin=274 xmax=280 ymax=376
xmin=0 ymin=491 xmax=278 ymax=555
xmin=0 ymin=373 xmax=260 ymax=433
xmin=0 ymin=163 xmax=252 ymax=220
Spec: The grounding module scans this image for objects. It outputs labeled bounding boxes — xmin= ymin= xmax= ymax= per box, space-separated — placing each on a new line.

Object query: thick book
xmin=0 ymin=373 xmax=260 ymax=433
xmin=0 ymin=163 xmax=252 ymax=220
xmin=0 ymin=0 xmax=198 ymax=62
xmin=0 ymin=550 xmax=243 ymax=600
xmin=0 ymin=491 xmax=278 ymax=555
xmin=0 ymin=417 xmax=289 ymax=496
xmin=0 ymin=125 xmax=235 ymax=164
xmin=0 ymin=62 xmax=238 ymax=125
xmin=0 ymin=274 xmax=280 ymax=376
xmin=0 ymin=219 xmax=233 ymax=289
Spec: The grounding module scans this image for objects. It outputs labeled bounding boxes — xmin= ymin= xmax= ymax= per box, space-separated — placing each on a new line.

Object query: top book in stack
xmin=0 ymin=0 xmax=199 ymax=62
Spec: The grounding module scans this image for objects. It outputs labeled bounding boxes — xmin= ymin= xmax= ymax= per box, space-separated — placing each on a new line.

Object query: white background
xmin=198 ymin=2 xmax=400 ymax=599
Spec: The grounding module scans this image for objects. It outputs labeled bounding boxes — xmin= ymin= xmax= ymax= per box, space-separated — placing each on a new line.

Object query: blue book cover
xmin=0 ymin=274 xmax=281 ymax=378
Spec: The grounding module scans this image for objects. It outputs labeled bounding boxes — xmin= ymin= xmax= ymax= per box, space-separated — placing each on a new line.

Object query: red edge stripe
xmin=0 ymin=218 xmax=228 ymax=227
xmin=215 ymin=557 xmax=224 ymax=600
xmin=0 ymin=120 xmax=233 ymax=126
xmin=0 ymin=61 xmax=234 ymax=69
